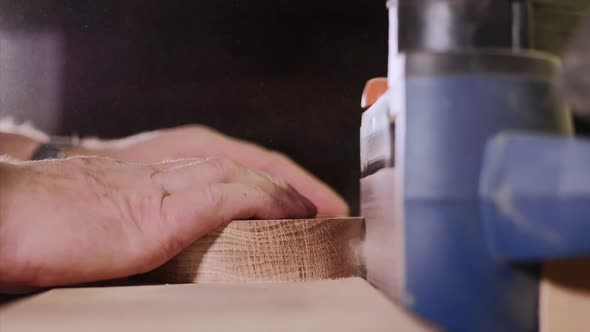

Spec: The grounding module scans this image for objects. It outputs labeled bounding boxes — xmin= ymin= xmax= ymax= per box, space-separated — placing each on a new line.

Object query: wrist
xmin=63 ymin=140 xmax=111 ymax=159
xmin=27 ymin=136 xmax=112 ymax=160
xmin=0 ymin=133 xmax=42 ymax=160
xmin=0 ymin=162 xmax=22 ymax=290
xmin=0 ymin=162 xmax=45 ymax=292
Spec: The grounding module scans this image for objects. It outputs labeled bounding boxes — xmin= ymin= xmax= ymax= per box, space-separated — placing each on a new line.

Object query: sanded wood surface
xmin=0 ymin=278 xmax=436 ymax=332
xmin=146 ymin=218 xmax=364 ymax=283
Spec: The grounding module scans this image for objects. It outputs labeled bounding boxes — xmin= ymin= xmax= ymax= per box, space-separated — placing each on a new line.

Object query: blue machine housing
xmin=400 ymin=52 xmax=572 ymax=331
xmin=481 ymin=133 xmax=590 ymax=261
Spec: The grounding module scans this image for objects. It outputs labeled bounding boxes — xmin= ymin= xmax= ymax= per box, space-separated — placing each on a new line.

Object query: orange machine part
xmin=361 ymin=78 xmax=388 ymax=109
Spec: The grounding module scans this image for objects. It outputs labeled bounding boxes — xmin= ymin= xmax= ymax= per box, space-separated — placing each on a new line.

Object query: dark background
xmin=0 ymin=1 xmax=588 ymax=213
xmin=61 ymin=1 xmax=388 ymax=214
xmin=0 ymin=0 xmax=390 ymax=213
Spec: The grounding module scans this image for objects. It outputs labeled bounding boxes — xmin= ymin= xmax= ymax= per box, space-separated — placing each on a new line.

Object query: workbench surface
xmin=0 ymin=278 xmax=433 ymax=332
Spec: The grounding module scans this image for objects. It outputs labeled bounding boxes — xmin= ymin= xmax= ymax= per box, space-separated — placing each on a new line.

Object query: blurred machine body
xmin=360 ymin=0 xmax=590 ymax=330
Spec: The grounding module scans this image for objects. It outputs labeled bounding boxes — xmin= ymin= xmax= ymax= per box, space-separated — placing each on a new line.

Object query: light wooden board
xmin=146 ymin=218 xmax=364 ymax=283
xmin=0 ymin=278 xmax=437 ymax=332
xmin=540 ymin=259 xmax=590 ymax=332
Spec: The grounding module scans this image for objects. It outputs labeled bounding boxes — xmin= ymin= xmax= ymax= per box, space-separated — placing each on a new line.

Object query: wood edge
xmin=226 ymin=217 xmax=364 ymax=224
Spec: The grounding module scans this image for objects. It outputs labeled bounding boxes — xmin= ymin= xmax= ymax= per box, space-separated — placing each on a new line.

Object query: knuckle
xmin=252 ymin=182 xmax=276 ymax=199
xmin=149 ymin=166 xmax=163 ymax=183
xmin=210 ymin=157 xmax=240 ymax=180
xmin=261 ymin=171 xmax=289 ymax=191
xmin=202 ymin=183 xmax=222 ymax=211
xmin=272 ymin=177 xmax=290 ymax=190
xmin=252 ymin=184 xmax=270 ymax=201
xmin=257 ymin=187 xmax=289 ymax=218
xmin=268 ymin=186 xmax=289 ymax=207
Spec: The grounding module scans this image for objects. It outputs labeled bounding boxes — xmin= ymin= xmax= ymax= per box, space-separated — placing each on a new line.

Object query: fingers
xmin=154 ymin=158 xmax=315 ymax=215
xmin=152 ymin=158 xmax=317 ymax=249
xmin=162 ymin=182 xmax=313 ymax=233
xmin=153 ymin=158 xmax=245 ymax=192
xmin=151 ymin=159 xmax=216 ymax=190
xmin=192 ymin=138 xmax=350 ymax=216
xmin=153 ymin=126 xmax=348 ymax=216
xmin=159 ymin=183 xmax=316 ymax=251
xmin=152 ymin=157 xmax=318 ymax=219
xmin=257 ymin=152 xmax=349 ymax=216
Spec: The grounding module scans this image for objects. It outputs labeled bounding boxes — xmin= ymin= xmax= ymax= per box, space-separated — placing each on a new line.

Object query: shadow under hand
xmin=544 ymin=258 xmax=590 ymax=293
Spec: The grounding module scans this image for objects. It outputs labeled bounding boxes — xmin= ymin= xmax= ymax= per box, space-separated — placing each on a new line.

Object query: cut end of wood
xmin=146 ymin=218 xmax=365 ymax=284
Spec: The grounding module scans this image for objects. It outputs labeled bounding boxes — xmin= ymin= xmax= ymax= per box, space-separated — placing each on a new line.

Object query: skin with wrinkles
xmin=72 ymin=125 xmax=349 ymax=216
xmin=0 ymin=157 xmax=316 ymax=289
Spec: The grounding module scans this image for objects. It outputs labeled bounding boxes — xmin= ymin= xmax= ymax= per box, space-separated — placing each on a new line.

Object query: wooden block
xmin=145 ymin=218 xmax=364 ymax=283
xmin=540 ymin=259 xmax=590 ymax=332
xmin=0 ymin=278 xmax=437 ymax=332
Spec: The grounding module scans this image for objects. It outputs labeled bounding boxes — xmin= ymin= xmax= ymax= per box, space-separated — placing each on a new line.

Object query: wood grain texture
xmin=0 ymin=278 xmax=436 ymax=332
xmin=146 ymin=218 xmax=364 ymax=283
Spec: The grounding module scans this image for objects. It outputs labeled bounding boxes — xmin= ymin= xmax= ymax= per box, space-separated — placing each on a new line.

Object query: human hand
xmin=70 ymin=125 xmax=349 ymax=216
xmin=0 ymin=157 xmax=315 ymax=289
